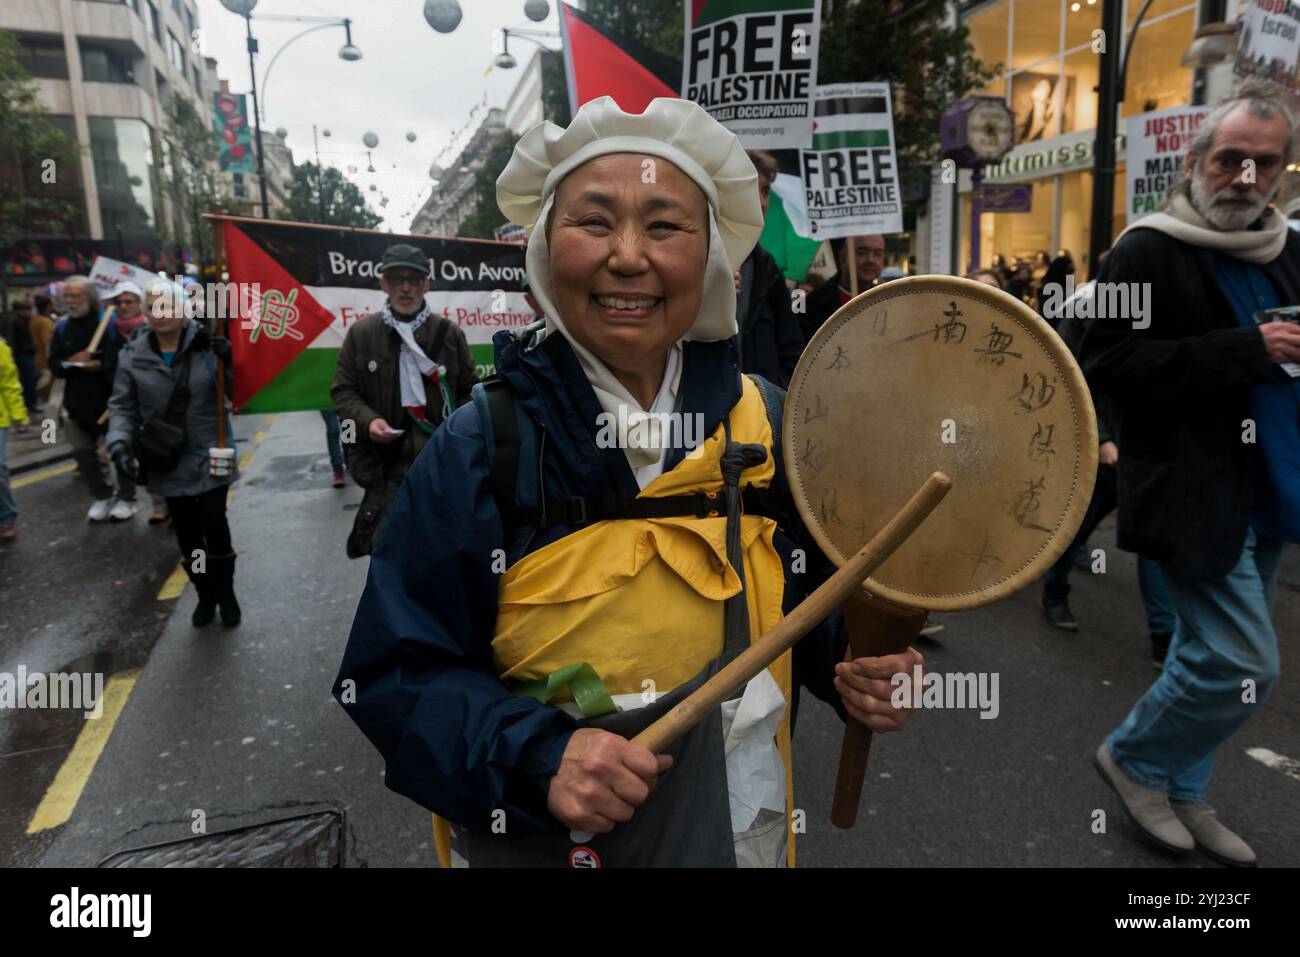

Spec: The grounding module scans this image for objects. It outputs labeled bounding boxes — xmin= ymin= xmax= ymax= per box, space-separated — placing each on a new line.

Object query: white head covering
xmin=496 ymin=96 xmax=764 ymax=471
xmin=104 ymin=279 xmax=143 ymax=301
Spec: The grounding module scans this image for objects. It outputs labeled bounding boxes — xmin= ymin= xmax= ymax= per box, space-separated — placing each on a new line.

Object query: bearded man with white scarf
xmin=331 ymin=244 xmax=478 ymax=556
xmin=1082 ymin=80 xmax=1300 ymax=867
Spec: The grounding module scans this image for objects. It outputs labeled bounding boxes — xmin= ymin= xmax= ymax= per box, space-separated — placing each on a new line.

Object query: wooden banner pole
xmin=212 ymin=205 xmax=228 ymax=450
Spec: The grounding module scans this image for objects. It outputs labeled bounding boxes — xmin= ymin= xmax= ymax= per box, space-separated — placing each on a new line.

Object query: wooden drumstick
xmin=632 ymin=471 xmax=951 ymax=755
xmin=830 ymin=591 xmax=928 ymax=829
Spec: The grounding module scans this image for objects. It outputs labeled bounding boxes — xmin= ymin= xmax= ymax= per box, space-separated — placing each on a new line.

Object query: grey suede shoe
xmin=1171 ymin=800 xmax=1258 ymax=867
xmin=1093 ymin=744 xmax=1195 ymax=853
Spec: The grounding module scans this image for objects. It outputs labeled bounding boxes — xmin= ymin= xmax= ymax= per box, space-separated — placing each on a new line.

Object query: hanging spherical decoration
xmin=274 ymin=126 xmax=288 ymax=139
xmin=405 ymin=131 xmax=417 ymax=143
xmin=524 ymin=0 xmax=550 ymax=22
xmin=362 ymin=131 xmax=379 ymax=149
xmin=423 ymin=0 xmax=462 ymax=33
xmin=368 ymin=184 xmax=377 ymax=191
xmin=321 ymin=128 xmax=331 ymax=137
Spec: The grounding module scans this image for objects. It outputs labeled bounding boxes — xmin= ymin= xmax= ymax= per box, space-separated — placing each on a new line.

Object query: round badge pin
xmin=568 ymin=845 xmax=601 ymax=869
xmin=367 ymin=359 xmax=378 ymax=372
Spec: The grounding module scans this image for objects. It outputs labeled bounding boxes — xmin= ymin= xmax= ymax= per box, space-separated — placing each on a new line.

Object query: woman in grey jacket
xmin=107 ymin=284 xmax=241 ymax=627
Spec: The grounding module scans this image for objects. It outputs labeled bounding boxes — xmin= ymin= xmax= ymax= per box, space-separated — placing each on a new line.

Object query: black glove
xmin=110 ymin=445 xmax=138 ymax=483
xmin=210 ymin=335 xmax=232 ymax=362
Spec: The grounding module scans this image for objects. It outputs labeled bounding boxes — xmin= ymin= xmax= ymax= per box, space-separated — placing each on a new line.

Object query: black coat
xmin=49 ymin=311 xmax=122 ymax=432
xmin=737 ymin=245 xmax=805 ymax=388
xmin=1078 ymin=225 xmax=1296 ymax=580
xmin=801 ymin=271 xmax=847 ymax=345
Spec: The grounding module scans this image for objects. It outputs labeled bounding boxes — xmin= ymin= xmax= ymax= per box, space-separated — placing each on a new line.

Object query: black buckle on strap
xmin=554 ymin=496 xmax=587 ymax=524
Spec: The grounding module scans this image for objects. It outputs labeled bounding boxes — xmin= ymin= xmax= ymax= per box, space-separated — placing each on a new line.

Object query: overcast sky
xmin=194 ymin=0 xmax=559 ymax=233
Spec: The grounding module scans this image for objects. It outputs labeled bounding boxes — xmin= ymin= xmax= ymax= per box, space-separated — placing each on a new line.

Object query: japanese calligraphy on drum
xmin=784 ymin=276 xmax=1099 ymax=611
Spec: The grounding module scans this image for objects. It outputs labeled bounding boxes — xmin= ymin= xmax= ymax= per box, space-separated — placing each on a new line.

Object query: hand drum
xmin=784 ymin=276 xmax=1099 ymax=826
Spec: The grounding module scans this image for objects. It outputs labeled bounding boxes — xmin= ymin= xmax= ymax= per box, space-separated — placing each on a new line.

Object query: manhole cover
xmin=99 ymin=811 xmax=344 ymax=867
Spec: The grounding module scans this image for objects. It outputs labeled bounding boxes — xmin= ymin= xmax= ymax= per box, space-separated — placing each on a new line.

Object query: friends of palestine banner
xmin=801 ymin=82 xmax=903 ymax=239
xmin=219 ymin=218 xmax=531 ymax=414
xmin=683 ymin=0 xmax=821 ymax=150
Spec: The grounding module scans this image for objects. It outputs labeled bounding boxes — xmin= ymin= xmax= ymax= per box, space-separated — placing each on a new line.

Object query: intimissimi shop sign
xmin=978 ymin=129 xmax=1128 ymax=186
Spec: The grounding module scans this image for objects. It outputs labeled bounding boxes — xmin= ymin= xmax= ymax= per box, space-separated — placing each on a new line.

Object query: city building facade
xmin=409 ymin=107 xmax=509 ymax=239
xmin=1 ymin=0 xmax=216 ymax=286
xmin=921 ymin=0 xmax=1242 ymax=278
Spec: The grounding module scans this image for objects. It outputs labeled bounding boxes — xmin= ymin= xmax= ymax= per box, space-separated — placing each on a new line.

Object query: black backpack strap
xmin=479 ymin=377 xmax=520 ymax=535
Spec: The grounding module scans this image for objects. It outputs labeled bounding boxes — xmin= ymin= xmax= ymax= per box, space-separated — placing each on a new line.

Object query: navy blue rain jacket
xmin=334 ymin=326 xmax=848 ymax=833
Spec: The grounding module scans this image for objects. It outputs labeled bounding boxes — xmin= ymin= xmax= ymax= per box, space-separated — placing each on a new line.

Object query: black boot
xmin=1041 ymin=589 xmax=1078 ymax=631
xmin=186 ymin=561 xmax=216 ymax=627
xmin=211 ymin=553 xmax=241 ymax=627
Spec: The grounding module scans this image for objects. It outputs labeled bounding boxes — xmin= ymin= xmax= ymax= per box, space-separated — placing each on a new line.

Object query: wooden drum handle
xmin=631 ymin=471 xmax=951 ymax=755
xmin=830 ymin=592 xmax=928 ymax=829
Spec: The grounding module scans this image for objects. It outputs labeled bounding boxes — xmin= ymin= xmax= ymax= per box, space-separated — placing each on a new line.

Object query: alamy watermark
xmin=595 ymin=405 xmax=706 ymax=452
xmin=1040 ymin=274 xmax=1152 ymax=329
xmin=149 ymin=279 xmax=261 ymax=322
xmin=0 ymin=667 xmax=103 ymax=718
xmin=890 ymin=665 xmax=1000 ymax=719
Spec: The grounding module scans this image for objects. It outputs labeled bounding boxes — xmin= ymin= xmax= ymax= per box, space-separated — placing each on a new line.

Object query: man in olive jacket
xmin=331 ymin=244 xmax=478 ymax=554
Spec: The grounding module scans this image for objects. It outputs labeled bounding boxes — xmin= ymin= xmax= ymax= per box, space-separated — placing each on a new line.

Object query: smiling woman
xmin=334 ymin=96 xmax=925 ymax=869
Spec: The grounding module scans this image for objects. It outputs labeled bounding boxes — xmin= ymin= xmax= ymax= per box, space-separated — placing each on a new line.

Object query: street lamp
xmin=258 ymin=17 xmax=362 ymax=122
xmin=217 ymin=0 xmax=362 ymax=218
xmin=219 ymin=0 xmax=270 ymax=218
xmin=495 ymin=27 xmax=560 ymax=70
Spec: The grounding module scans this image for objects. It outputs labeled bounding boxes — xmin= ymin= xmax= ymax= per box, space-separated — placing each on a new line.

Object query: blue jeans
xmin=0 ymin=427 xmax=16 ymax=526
xmin=320 ymin=410 xmax=344 ymax=469
xmin=1107 ymin=528 xmax=1284 ymax=801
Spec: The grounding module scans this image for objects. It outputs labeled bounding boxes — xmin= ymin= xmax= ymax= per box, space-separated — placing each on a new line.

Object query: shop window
xmin=1011 ymin=61 xmax=1064 ymax=144
xmin=1061 ymin=46 xmax=1099 ymax=134
xmin=1121 ymin=7 xmax=1195 ymax=119
xmin=15 ymin=37 xmax=69 ymax=80
xmin=80 ymin=43 xmax=136 ymax=84
xmin=1126 ymin=0 xmax=1194 ymax=29
xmin=966 ymin=0 xmax=1009 ymax=72
xmin=1064 ymin=0 xmax=1102 ymax=51
xmin=1011 ymin=0 xmax=1061 ymax=71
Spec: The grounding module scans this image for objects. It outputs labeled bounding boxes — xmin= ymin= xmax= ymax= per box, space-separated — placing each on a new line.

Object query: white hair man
xmin=1081 ymin=79 xmax=1300 ymax=867
xmin=48 ymin=276 xmax=126 ymax=522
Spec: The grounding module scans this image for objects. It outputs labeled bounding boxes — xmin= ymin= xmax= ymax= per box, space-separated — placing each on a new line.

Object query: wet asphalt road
xmin=0 ymin=419 xmax=257 ymax=867
xmin=2 ymin=410 xmax=1297 ymax=868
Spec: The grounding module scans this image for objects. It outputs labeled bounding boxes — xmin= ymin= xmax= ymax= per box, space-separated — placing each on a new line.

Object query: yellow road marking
xmin=252 ymin=430 xmax=266 ymax=446
xmin=26 ymin=670 xmax=142 ymax=834
xmin=238 ymin=451 xmax=255 ymax=470
xmin=13 ymin=460 xmax=76 ymax=489
xmin=157 ymin=561 xmax=188 ymax=600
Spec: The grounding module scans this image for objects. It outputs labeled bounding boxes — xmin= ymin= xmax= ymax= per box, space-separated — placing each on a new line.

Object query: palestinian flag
xmin=555 ymin=3 xmax=822 ymax=282
xmin=762 ymin=149 xmax=823 ymax=282
xmin=558 ymin=2 xmax=678 ymax=115
xmin=216 ymin=216 xmax=530 ymax=413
